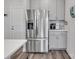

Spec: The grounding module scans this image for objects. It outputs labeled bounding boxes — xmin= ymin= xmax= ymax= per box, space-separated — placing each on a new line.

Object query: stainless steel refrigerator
xmin=26 ymin=9 xmax=48 ymax=52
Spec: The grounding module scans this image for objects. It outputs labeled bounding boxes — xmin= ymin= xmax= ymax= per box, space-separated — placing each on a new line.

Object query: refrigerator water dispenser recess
xmin=28 ymin=22 xmax=33 ymax=30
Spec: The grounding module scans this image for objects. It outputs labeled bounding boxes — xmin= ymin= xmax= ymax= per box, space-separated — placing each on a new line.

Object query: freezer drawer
xmin=26 ymin=39 xmax=48 ymax=52
xmin=49 ymin=31 xmax=67 ymax=50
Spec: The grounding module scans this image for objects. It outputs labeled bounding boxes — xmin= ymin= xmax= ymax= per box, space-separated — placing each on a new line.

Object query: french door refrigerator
xmin=26 ymin=9 xmax=48 ymax=52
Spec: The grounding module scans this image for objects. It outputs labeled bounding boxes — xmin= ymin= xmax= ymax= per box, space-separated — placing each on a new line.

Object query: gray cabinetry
xmin=49 ymin=31 xmax=67 ymax=50
xmin=30 ymin=0 xmax=65 ymax=20
xmin=48 ymin=0 xmax=56 ymax=20
xmin=57 ymin=0 xmax=65 ymax=20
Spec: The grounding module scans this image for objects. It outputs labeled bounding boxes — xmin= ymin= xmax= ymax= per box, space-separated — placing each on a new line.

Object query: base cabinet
xmin=49 ymin=31 xmax=67 ymax=50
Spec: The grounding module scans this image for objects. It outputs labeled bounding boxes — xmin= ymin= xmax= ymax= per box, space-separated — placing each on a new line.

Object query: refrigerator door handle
xmin=36 ymin=26 xmax=38 ymax=36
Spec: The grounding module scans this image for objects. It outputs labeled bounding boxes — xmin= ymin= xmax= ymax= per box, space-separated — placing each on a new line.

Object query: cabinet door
xmin=49 ymin=32 xmax=58 ymax=49
xmin=30 ymin=0 xmax=40 ymax=9
xmin=57 ymin=0 xmax=65 ymax=20
xmin=4 ymin=0 xmax=10 ymax=12
xmin=48 ymin=0 xmax=56 ymax=20
xmin=49 ymin=31 xmax=67 ymax=50
xmin=9 ymin=8 xmax=26 ymax=39
xmin=4 ymin=0 xmax=29 ymax=9
xmin=40 ymin=0 xmax=49 ymax=9
xmin=8 ymin=0 xmax=29 ymax=9
xmin=57 ymin=32 xmax=67 ymax=48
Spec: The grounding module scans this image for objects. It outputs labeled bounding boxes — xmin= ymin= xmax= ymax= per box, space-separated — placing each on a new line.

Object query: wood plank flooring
xmin=16 ymin=51 xmax=71 ymax=59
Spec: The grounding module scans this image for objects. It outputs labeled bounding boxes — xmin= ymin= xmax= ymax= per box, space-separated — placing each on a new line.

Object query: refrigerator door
xmin=26 ymin=10 xmax=37 ymax=38
xmin=36 ymin=10 xmax=48 ymax=38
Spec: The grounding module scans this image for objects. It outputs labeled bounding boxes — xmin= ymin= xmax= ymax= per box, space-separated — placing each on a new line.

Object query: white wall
xmin=65 ymin=0 xmax=75 ymax=59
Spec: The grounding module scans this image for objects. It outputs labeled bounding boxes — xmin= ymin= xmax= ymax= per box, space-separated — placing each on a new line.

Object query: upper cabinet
xmin=30 ymin=0 xmax=49 ymax=9
xmin=4 ymin=0 xmax=65 ymax=20
xmin=57 ymin=0 xmax=65 ymax=20
xmin=49 ymin=0 xmax=65 ymax=20
xmin=30 ymin=0 xmax=40 ymax=9
xmin=30 ymin=0 xmax=65 ymax=20
xmin=4 ymin=0 xmax=30 ymax=10
xmin=48 ymin=0 xmax=56 ymax=20
xmin=40 ymin=0 xmax=49 ymax=9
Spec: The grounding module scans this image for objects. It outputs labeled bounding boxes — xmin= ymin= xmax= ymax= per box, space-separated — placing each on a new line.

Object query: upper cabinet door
xmin=40 ymin=0 xmax=57 ymax=20
xmin=30 ymin=0 xmax=40 ymax=9
xmin=40 ymin=0 xmax=48 ymax=9
xmin=48 ymin=0 xmax=56 ymax=20
xmin=5 ymin=0 xmax=30 ymax=9
xmin=57 ymin=0 xmax=65 ymax=20
xmin=12 ymin=0 xmax=29 ymax=9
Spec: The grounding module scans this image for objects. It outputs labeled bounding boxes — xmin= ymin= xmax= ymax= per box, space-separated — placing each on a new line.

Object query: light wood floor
xmin=16 ymin=50 xmax=71 ymax=59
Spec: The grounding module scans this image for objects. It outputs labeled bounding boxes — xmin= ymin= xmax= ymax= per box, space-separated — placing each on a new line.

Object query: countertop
xmin=4 ymin=40 xmax=27 ymax=59
xmin=49 ymin=30 xmax=68 ymax=32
